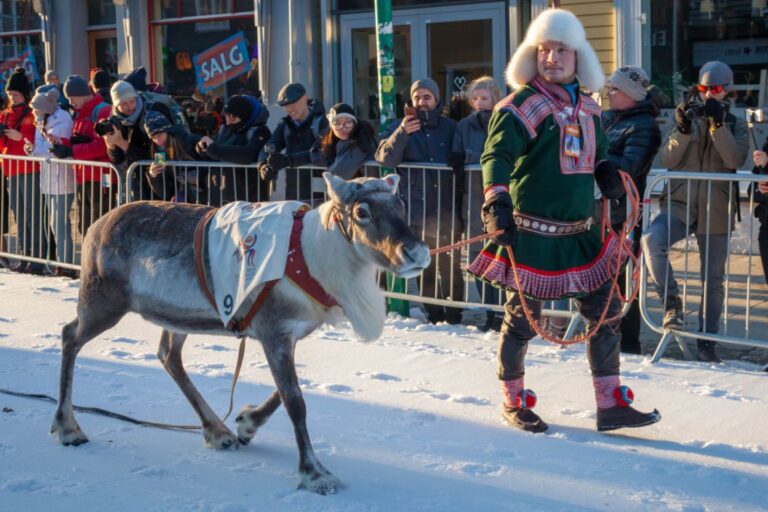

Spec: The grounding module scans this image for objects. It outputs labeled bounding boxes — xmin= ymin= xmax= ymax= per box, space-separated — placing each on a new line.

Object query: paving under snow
xmin=0 ymin=268 xmax=766 ymax=512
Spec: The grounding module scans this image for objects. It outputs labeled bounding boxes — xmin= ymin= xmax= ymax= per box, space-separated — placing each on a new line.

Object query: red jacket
xmin=70 ymin=95 xmax=112 ymax=184
xmin=0 ymin=104 xmax=38 ymax=177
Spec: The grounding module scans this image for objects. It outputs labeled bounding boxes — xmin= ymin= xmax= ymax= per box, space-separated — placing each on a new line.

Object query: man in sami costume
xmin=468 ymin=8 xmax=661 ymax=433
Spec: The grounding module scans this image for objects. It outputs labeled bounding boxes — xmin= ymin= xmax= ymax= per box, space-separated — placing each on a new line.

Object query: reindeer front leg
xmin=157 ymin=330 xmax=238 ymax=449
xmin=263 ymin=338 xmax=342 ymax=495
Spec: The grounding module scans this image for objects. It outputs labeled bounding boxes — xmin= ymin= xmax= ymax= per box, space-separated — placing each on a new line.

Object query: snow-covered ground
xmin=1 ymin=268 xmax=767 ymax=512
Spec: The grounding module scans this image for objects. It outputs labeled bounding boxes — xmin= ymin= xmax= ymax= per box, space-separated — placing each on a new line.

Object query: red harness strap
xmin=193 ymin=206 xmax=337 ymax=335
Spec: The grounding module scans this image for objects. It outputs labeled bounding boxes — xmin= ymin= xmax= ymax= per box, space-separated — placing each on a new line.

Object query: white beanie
xmin=506 ymin=8 xmax=605 ymax=92
xmin=111 ymin=80 xmax=138 ymax=104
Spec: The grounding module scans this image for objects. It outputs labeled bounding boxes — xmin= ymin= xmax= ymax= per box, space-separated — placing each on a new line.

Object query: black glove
xmin=481 ymin=193 xmax=516 ymax=247
xmin=258 ymin=163 xmax=276 ymax=182
xmin=704 ymin=98 xmax=726 ymax=126
xmin=69 ymin=134 xmax=91 ymax=145
xmin=446 ymin=151 xmax=465 ymax=168
xmin=266 ymin=152 xmax=291 ymax=170
xmin=674 ymin=103 xmax=692 ymax=134
xmin=595 ymin=160 xmax=625 ymax=200
xmin=50 ymin=144 xmax=73 ymax=159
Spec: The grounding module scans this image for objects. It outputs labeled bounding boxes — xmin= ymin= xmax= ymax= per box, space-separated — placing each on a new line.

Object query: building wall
xmin=557 ymin=0 xmax=616 ymax=76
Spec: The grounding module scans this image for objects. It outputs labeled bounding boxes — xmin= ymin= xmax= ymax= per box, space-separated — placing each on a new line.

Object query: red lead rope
xmin=429 ymin=171 xmax=642 ymax=345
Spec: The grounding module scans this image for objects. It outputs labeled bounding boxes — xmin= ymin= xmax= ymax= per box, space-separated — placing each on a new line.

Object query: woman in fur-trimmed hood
xmin=468 ymin=8 xmax=661 ymax=435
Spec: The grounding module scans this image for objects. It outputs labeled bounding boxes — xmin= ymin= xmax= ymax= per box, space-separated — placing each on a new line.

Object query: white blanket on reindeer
xmin=207 ymin=200 xmax=308 ymax=327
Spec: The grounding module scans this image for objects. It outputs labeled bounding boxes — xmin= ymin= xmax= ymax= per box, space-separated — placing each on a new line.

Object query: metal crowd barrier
xmin=0 ymin=154 xmax=122 ymax=274
xmin=640 ymin=171 xmax=768 ymax=362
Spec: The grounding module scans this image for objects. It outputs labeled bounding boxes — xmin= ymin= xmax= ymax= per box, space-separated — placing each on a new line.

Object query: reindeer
xmin=50 ymin=173 xmax=430 ymax=495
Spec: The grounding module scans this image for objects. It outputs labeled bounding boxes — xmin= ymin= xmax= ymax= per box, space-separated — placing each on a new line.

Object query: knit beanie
xmin=91 ymin=68 xmax=111 ymax=89
xmin=63 ymin=75 xmax=91 ymax=99
xmin=607 ymin=66 xmax=650 ymax=102
xmin=44 ymin=70 xmax=58 ymax=83
xmin=30 ymin=86 xmax=60 ymax=115
xmin=124 ymin=66 xmax=148 ymax=92
xmin=410 ymin=78 xmax=440 ymax=104
xmin=223 ymin=95 xmax=254 ymax=122
xmin=111 ymin=80 xmax=138 ymax=104
xmin=5 ymin=68 xmax=31 ymax=97
xmin=143 ymin=110 xmax=173 ymax=136
xmin=699 ymin=61 xmax=734 ymax=92
xmin=326 ymin=103 xmax=356 ymax=124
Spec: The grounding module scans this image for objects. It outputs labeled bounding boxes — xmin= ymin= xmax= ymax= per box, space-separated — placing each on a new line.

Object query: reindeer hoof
xmin=203 ymin=425 xmax=238 ymax=450
xmin=50 ymin=420 xmax=89 ymax=447
xmin=298 ymin=469 xmax=344 ymax=495
xmin=235 ymin=405 xmax=269 ymax=445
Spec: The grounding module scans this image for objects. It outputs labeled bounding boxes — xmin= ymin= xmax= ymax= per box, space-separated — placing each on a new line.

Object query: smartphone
xmin=154 ymin=150 xmax=167 ymax=166
xmin=404 ymin=105 xmax=417 ymax=118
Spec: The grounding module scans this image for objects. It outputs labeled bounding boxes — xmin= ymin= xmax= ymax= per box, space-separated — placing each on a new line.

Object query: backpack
xmin=91 ymin=102 xmax=111 ymax=123
xmin=140 ymin=91 xmax=188 ymax=129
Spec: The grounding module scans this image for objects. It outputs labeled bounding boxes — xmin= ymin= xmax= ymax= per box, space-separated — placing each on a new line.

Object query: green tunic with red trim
xmin=467 ymin=78 xmax=626 ymax=300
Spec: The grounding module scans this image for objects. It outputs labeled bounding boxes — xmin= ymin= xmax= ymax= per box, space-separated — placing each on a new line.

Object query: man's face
xmin=283 ymin=95 xmax=309 ymax=121
xmin=412 ymin=88 xmax=437 ymax=111
xmin=224 ymin=112 xmax=241 ymax=126
xmin=69 ymin=96 xmax=90 ymax=110
xmin=47 ymin=75 xmax=60 ymax=86
xmin=118 ymin=97 xmax=137 ymax=116
xmin=698 ymin=86 xmax=728 ymax=103
xmin=537 ymin=41 xmax=577 ymax=84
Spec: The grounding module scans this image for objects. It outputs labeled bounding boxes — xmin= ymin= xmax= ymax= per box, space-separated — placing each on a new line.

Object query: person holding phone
xmin=376 ymin=78 xmax=462 ymax=325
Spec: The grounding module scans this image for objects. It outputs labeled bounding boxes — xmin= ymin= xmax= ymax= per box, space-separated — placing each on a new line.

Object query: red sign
xmin=0 ymin=48 xmax=39 ymax=87
xmin=193 ymin=32 xmax=250 ymax=93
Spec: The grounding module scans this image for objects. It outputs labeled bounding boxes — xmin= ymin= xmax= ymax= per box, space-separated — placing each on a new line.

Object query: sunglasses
xmin=697 ymin=84 xmax=725 ymax=94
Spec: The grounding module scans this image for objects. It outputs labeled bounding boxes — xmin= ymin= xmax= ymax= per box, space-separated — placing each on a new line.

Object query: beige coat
xmin=659 ymin=110 xmax=748 ymax=234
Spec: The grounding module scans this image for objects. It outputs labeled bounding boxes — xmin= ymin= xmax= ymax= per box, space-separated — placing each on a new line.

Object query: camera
xmin=684 ymin=104 xmax=704 ymax=120
xmin=94 ymin=116 xmax=124 ymax=137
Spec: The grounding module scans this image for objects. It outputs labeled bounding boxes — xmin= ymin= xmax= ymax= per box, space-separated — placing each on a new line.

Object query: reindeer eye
xmin=354 ymin=204 xmax=370 ymax=220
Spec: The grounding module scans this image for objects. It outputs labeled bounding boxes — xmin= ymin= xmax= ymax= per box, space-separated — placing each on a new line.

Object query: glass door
xmin=87 ymin=29 xmax=118 ymax=82
xmin=340 ymin=2 xmax=507 ymax=127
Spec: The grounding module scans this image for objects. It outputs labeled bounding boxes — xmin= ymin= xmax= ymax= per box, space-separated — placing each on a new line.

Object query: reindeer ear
xmin=323 ymin=172 xmax=357 ymax=204
xmin=382 ymin=174 xmax=400 ymax=194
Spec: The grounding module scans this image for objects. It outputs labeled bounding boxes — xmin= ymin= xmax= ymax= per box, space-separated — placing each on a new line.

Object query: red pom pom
xmin=515 ymin=389 xmax=537 ymax=409
xmin=613 ymin=385 xmax=634 ymax=407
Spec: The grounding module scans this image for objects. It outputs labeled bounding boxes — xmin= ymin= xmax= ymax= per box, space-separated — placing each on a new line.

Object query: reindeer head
xmin=322 ymin=172 xmax=430 ymax=278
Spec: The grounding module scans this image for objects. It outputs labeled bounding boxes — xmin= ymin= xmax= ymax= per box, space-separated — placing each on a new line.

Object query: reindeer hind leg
xmin=157 ymin=330 xmax=238 ymax=450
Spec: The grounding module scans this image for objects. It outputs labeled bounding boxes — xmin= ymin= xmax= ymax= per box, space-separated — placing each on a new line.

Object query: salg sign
xmin=193 ymin=32 xmax=250 ymax=93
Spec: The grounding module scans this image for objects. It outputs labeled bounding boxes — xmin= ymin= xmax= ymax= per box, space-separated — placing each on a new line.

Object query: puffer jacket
xmin=70 ymin=95 xmax=112 ymax=184
xmin=375 ymin=107 xmax=457 ymax=227
xmin=0 ymin=104 xmax=37 ymax=176
xmin=204 ymin=102 xmax=270 ymax=203
xmin=34 ymin=108 xmax=75 ymax=195
xmin=660 ymin=98 xmax=749 ymax=234
xmin=451 ymin=109 xmax=492 ymax=164
xmin=601 ymin=95 xmax=662 ymax=225
xmin=310 ymin=134 xmax=376 ymax=179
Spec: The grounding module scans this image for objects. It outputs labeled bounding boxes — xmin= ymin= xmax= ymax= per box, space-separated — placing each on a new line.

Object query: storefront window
xmin=648 ymin=0 xmax=768 ymax=107
xmin=0 ymin=0 xmax=40 ymax=33
xmin=339 ymin=0 xmax=491 ymax=11
xmin=154 ymin=17 xmax=258 ymax=100
xmin=87 ymin=0 xmax=116 ymax=26
xmin=160 ymin=0 xmax=253 ymax=18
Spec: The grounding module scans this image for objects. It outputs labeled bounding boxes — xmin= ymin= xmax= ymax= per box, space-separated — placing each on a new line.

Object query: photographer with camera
xmin=101 ymin=80 xmax=177 ymax=201
xmin=641 ymin=61 xmax=749 ymax=363
xmin=52 ymin=75 xmax=113 ymax=237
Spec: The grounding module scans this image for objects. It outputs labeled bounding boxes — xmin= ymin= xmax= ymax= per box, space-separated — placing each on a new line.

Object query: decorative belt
xmin=513 ymin=211 xmax=593 ymax=237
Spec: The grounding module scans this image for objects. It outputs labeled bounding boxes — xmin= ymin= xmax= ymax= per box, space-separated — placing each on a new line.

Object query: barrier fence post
xmin=375 ymin=0 xmax=409 ymax=317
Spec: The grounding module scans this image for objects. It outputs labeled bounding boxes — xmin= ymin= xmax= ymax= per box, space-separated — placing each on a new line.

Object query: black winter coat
xmin=204 ymin=107 xmax=271 ymax=203
xmin=601 ymin=95 xmax=662 ymax=225
xmin=753 ymin=140 xmax=768 ymax=222
xmin=262 ymin=99 xmax=328 ymax=201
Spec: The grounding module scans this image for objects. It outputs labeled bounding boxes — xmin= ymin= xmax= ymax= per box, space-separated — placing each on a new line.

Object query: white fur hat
xmin=506 ymin=8 xmax=605 ymax=92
